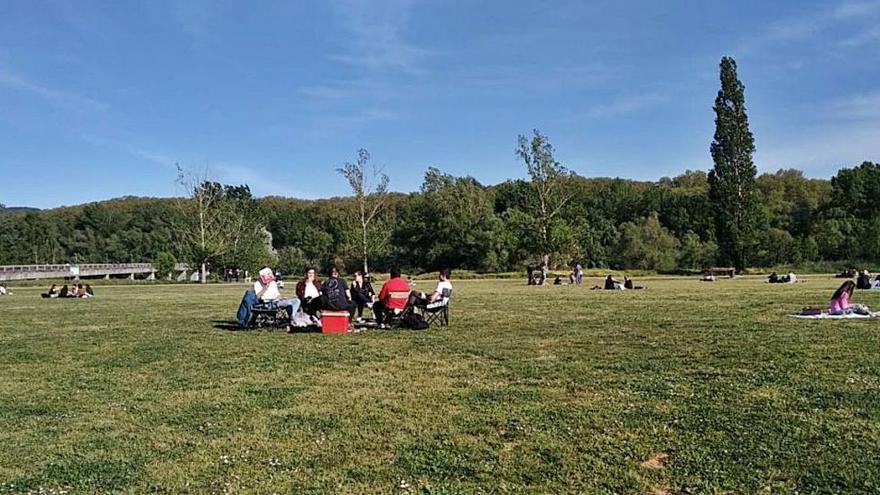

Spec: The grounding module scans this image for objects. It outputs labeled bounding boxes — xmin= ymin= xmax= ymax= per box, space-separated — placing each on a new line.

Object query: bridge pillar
xmin=177 ymin=270 xmax=187 ymax=282
xmin=128 ymin=273 xmax=135 ymax=280
xmin=146 ymin=271 xmax=155 ymax=280
xmin=104 ymin=274 xmax=110 ymax=280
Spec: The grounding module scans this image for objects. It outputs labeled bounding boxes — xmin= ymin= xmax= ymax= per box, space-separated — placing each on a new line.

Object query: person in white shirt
xmin=254 ymin=267 xmax=300 ymax=331
xmin=295 ymin=267 xmax=323 ymax=316
xmin=412 ymin=269 xmax=453 ymax=307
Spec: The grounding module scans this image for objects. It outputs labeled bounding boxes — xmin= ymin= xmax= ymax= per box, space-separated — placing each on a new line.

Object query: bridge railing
xmin=0 ymin=263 xmax=158 ymax=273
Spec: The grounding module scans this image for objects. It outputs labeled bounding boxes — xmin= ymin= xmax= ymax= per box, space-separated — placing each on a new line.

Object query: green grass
xmin=1 ymin=276 xmax=879 ymax=494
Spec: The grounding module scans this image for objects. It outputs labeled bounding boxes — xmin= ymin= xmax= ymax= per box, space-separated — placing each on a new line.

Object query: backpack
xmin=236 ymin=289 xmax=258 ymax=327
xmin=403 ymin=312 xmax=429 ymax=330
xmin=322 ymin=277 xmax=346 ymax=309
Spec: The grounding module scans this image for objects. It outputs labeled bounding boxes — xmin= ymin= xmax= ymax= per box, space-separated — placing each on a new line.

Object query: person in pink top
xmin=828 ymin=280 xmax=871 ymax=315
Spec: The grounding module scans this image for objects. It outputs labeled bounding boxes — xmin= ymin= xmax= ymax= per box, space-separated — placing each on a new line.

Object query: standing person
xmin=295 ymin=267 xmax=323 ymax=316
xmin=574 ymin=263 xmax=583 ymax=285
xmin=829 ymin=280 xmax=870 ymax=315
xmin=526 ymin=265 xmax=534 ymax=285
xmin=254 ymin=267 xmax=300 ymax=332
xmin=321 ymin=265 xmax=356 ymax=319
xmin=374 ymin=268 xmax=411 ymax=326
xmin=350 ymin=271 xmax=375 ymax=320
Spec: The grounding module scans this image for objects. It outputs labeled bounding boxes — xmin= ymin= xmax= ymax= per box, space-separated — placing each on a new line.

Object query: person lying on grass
xmin=254 ymin=267 xmax=301 ymax=332
xmin=829 ymin=280 xmax=871 ymax=316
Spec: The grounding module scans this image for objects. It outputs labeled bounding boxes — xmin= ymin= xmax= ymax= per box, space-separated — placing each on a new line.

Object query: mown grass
xmin=1 ymin=276 xmax=879 ymax=494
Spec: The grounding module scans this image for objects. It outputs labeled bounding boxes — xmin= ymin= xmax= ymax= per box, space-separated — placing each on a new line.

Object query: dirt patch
xmin=640 ymin=452 xmax=668 ymax=470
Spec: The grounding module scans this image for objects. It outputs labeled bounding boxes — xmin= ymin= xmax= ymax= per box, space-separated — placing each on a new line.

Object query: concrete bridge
xmin=0 ymin=263 xmax=201 ymax=282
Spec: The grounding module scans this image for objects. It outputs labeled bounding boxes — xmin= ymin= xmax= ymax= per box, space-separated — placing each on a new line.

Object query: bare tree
xmin=336 ymin=149 xmax=389 ymax=274
xmin=174 ymin=165 xmax=235 ymax=283
xmin=516 ymin=130 xmax=574 ymax=267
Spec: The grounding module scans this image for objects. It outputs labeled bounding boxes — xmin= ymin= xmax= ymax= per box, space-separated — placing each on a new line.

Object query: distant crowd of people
xmin=41 ymin=283 xmax=94 ymax=298
xmin=250 ymin=265 xmax=453 ymax=332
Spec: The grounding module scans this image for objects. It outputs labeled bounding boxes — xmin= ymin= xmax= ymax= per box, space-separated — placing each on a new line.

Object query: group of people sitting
xmin=41 ymin=283 xmax=94 ymax=298
xmin=768 ymin=271 xmax=798 ymax=284
xmin=250 ymin=265 xmax=452 ymax=332
xmin=855 ymin=269 xmax=880 ymax=290
xmin=590 ymin=275 xmax=644 ymax=290
xmin=529 ymin=263 xmax=586 ymax=286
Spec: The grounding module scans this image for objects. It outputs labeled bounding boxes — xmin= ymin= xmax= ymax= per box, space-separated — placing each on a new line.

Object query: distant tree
xmin=337 ymin=149 xmax=390 ymax=274
xmin=153 ymin=251 xmax=177 ymax=280
xmin=708 ymin=57 xmax=759 ymax=272
xmin=174 ymin=166 xmax=257 ymax=283
xmin=516 ymin=130 xmax=574 ymax=267
xmin=617 ymin=213 xmax=680 ymax=271
xmin=678 ymin=231 xmax=718 ymax=271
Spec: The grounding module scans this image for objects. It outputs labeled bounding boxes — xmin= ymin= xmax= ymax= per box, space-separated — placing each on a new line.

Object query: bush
xmin=153 ymin=252 xmax=177 ymax=280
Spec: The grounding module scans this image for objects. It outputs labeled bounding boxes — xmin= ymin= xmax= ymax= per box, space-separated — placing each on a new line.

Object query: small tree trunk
xmin=201 ymin=262 xmax=207 ymax=284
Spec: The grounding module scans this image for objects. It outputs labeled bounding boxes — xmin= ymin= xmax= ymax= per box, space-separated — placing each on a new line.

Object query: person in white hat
xmin=254 ymin=266 xmax=300 ymax=332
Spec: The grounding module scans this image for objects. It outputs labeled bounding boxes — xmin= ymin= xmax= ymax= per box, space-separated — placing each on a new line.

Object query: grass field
xmin=1 ymin=276 xmax=880 ymax=494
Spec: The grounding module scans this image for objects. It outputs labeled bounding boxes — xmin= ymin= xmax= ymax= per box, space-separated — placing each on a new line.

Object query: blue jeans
xmin=269 ymin=298 xmax=301 ymax=323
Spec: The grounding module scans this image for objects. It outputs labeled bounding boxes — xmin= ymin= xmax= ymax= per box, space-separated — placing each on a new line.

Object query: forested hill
xmin=1 ymin=163 xmax=877 ymax=274
xmin=0 ymin=206 xmax=40 ymax=215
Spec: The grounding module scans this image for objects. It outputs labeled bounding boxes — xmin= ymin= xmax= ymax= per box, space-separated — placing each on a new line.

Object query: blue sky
xmin=1 ymin=0 xmax=879 ymax=209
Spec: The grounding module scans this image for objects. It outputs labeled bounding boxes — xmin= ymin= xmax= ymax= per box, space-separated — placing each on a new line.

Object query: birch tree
xmin=337 ymin=149 xmax=389 ymax=274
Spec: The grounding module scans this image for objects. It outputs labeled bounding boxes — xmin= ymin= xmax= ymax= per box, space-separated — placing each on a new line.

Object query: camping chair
xmin=250 ymin=301 xmax=291 ymax=328
xmin=382 ymin=291 xmax=414 ymax=329
xmin=417 ymin=288 xmax=451 ymax=327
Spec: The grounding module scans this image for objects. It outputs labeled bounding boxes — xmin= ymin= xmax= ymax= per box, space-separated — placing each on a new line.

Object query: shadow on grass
xmin=211 ymin=320 xmax=322 ymax=333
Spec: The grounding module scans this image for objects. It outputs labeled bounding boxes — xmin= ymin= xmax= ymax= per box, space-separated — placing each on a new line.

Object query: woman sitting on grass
xmin=829 ymin=280 xmax=871 ymax=315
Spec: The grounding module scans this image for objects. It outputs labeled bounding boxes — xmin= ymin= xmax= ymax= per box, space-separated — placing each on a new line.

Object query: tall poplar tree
xmin=708 ymin=57 xmax=758 ymax=272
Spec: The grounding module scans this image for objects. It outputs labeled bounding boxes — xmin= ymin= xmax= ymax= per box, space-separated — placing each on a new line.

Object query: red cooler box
xmin=321 ymin=311 xmax=350 ymax=334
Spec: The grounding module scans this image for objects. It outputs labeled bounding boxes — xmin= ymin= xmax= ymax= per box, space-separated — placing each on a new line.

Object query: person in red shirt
xmin=374 ymin=267 xmax=411 ymax=325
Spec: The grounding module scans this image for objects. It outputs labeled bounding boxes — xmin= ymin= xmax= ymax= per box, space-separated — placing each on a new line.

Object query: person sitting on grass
xmin=411 ymin=269 xmax=453 ymax=307
xmin=374 ymin=268 xmax=410 ymax=327
xmin=350 ymin=271 xmax=375 ymax=321
xmin=83 ymin=284 xmax=95 ymax=298
xmin=829 ymin=280 xmax=871 ymax=315
xmin=0 ymin=284 xmax=9 ymax=296
xmin=781 ymin=271 xmax=797 ymax=284
xmin=604 ymin=274 xmax=622 ymax=290
xmin=41 ymin=284 xmax=59 ymax=298
xmin=320 ymin=265 xmax=356 ymax=320
xmin=295 ymin=267 xmax=322 ymax=316
xmin=857 ymin=270 xmax=872 ymax=289
xmin=872 ymin=275 xmax=880 ymax=290
xmin=624 ymin=276 xmax=645 ymax=290
xmin=768 ymin=272 xmax=779 ymax=284
xmin=254 ymin=267 xmax=301 ymax=332
xmin=554 ymin=275 xmax=563 ymax=285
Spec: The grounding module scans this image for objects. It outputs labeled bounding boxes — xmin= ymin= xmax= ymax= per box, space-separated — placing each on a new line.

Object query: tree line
xmin=2 ymin=160 xmax=878 ymax=275
xmin=2 ymin=57 xmax=878 ymax=275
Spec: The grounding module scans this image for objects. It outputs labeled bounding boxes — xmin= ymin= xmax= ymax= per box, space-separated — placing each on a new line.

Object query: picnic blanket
xmin=789 ymin=312 xmax=880 ymax=320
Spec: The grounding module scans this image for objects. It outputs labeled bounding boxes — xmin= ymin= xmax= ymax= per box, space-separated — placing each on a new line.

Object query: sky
xmin=1 ymin=0 xmax=879 ymax=209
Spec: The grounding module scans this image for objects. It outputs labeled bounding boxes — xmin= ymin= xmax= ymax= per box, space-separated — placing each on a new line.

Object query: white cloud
xmin=0 ymin=63 xmax=109 ymax=113
xmin=328 ymin=0 xmax=433 ymax=74
xmin=585 ymin=93 xmax=668 ymax=119
xmin=827 ymin=91 xmax=880 ymax=120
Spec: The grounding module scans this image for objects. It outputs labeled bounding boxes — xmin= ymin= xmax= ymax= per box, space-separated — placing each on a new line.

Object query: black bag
xmin=322 ymin=277 xmax=346 ymax=309
xmin=403 ymin=312 xmax=429 ymax=330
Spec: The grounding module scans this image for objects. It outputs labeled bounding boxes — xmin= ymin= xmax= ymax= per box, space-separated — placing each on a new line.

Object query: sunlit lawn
xmin=1 ymin=276 xmax=879 ymax=494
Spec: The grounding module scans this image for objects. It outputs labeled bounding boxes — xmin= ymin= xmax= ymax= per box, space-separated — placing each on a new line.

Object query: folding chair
xmin=417 ymin=288 xmax=451 ymax=327
xmin=383 ymin=291 xmax=414 ymax=329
